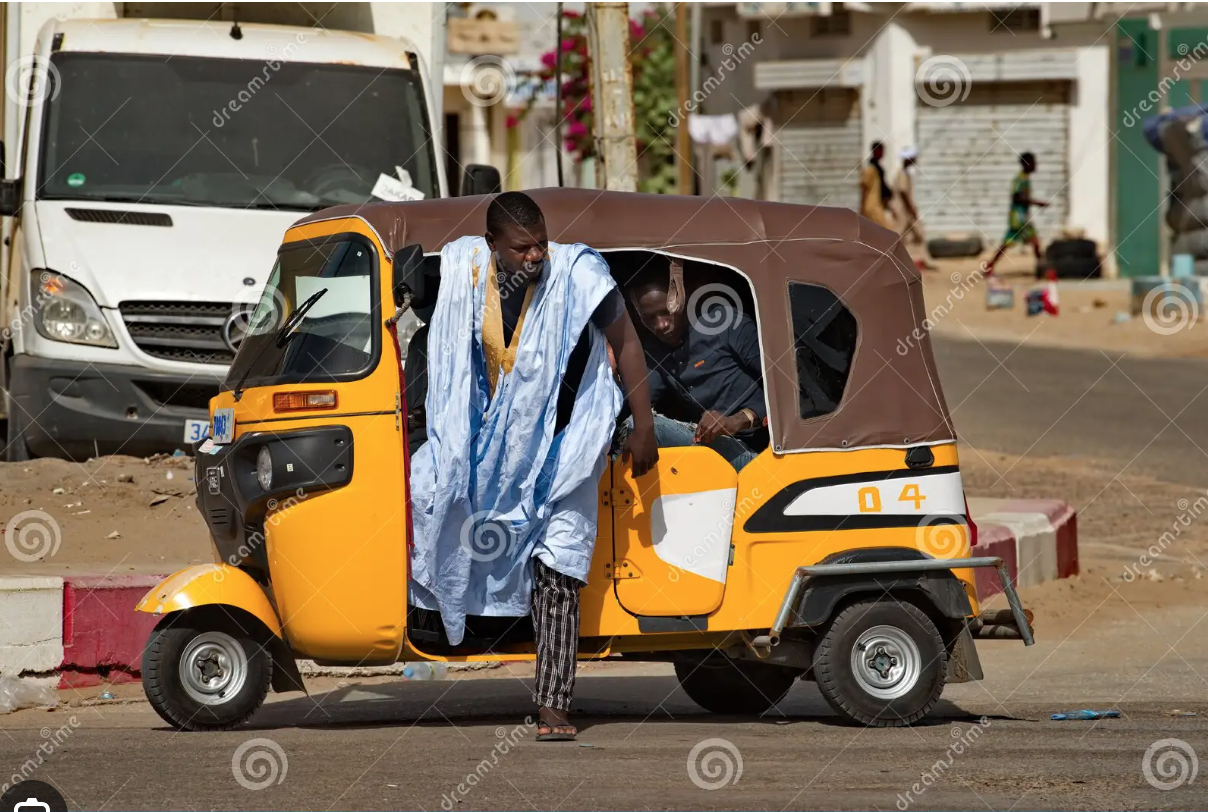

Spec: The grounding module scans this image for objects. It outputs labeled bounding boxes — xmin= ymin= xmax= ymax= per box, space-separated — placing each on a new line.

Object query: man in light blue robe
xmin=409 ymin=192 xmax=658 ymax=739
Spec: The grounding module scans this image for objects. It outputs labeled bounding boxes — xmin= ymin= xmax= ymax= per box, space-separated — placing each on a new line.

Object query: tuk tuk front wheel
xmin=674 ymin=653 xmax=800 ymax=715
xmin=813 ymin=598 xmax=947 ymax=727
xmin=143 ymin=611 xmax=272 ymax=731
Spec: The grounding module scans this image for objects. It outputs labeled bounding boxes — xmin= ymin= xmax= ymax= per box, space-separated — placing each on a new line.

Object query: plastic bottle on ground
xmin=401 ymin=662 xmax=448 ymax=681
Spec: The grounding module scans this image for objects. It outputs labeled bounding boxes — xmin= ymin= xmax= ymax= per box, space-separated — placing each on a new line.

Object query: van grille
xmin=119 ymin=301 xmax=239 ymax=366
xmin=66 ymin=208 xmax=173 ymax=226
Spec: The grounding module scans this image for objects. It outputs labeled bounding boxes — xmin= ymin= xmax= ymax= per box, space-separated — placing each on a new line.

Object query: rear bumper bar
xmin=763 ymin=556 xmax=1034 ymax=646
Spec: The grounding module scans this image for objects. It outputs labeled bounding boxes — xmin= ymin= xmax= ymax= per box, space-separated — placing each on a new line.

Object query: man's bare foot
xmin=535 ymin=707 xmax=577 ymax=741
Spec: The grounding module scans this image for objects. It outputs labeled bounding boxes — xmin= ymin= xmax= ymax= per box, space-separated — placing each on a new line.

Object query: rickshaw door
xmin=610 ymin=446 xmax=738 ymax=617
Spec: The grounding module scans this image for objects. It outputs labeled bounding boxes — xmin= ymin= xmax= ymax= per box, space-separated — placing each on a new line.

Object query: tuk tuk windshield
xmin=224 ymin=238 xmax=378 ymax=390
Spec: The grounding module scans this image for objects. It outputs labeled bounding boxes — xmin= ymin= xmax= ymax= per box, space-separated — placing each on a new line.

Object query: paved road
xmin=933 ymin=338 xmax=1208 ymax=487
xmin=3 ymin=338 xmax=1207 ymax=811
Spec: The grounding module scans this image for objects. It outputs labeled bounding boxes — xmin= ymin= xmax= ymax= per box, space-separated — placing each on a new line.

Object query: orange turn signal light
xmin=273 ymin=390 xmax=338 ymax=413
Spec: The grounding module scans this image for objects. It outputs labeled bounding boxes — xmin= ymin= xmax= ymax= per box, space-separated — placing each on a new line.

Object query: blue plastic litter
xmin=1051 ymin=709 xmax=1120 ymax=721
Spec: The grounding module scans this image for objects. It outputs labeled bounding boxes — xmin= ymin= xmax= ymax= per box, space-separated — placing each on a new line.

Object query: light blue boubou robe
xmin=407 ymin=236 xmax=622 ymax=645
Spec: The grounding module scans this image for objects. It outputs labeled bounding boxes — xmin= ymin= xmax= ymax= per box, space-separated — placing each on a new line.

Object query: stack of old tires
xmin=1146 ymin=105 xmax=1208 ymax=273
xmin=1036 ymin=236 xmax=1100 ymax=279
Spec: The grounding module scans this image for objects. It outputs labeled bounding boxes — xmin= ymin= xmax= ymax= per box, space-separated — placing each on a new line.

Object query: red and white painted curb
xmin=968 ymin=498 xmax=1079 ymax=600
xmin=0 ymin=500 xmax=1077 ymax=687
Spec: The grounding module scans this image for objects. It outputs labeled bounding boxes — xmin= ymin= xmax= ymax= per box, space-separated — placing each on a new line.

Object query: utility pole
xmin=675 ymin=3 xmax=693 ymax=195
xmin=587 ymin=2 xmax=638 ymax=191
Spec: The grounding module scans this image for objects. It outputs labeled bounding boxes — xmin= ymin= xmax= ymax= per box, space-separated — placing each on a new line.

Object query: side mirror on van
xmin=393 ymin=243 xmax=426 ymax=310
xmin=460 ymin=164 xmax=502 ymax=197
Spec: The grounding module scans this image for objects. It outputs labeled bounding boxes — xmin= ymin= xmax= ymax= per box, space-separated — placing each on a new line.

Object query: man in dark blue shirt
xmin=627 ymin=270 xmax=768 ymax=471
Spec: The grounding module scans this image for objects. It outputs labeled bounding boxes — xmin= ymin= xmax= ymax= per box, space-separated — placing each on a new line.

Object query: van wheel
xmin=813 ymin=599 xmax=946 ymax=727
xmin=675 ymin=652 xmax=799 ymax=715
xmin=4 ymin=390 xmax=30 ymax=462
xmin=143 ymin=612 xmax=272 ymax=731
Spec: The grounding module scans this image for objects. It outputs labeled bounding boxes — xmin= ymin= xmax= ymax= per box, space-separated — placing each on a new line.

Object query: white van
xmin=0 ymin=18 xmax=498 ymax=461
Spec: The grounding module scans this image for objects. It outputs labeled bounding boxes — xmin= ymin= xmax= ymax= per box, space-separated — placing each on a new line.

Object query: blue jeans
xmin=622 ymin=414 xmax=758 ymax=472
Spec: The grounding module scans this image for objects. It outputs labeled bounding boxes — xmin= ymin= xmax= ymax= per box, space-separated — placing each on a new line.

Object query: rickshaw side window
xmin=787 ymin=282 xmax=858 ymax=419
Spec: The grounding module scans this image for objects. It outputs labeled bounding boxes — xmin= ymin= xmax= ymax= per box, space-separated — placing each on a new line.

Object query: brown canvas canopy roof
xmin=293 ymin=189 xmax=955 ymax=454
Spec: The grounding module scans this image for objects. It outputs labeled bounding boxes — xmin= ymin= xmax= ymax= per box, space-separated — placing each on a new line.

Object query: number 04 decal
xmin=856 ymin=483 xmax=928 ymax=513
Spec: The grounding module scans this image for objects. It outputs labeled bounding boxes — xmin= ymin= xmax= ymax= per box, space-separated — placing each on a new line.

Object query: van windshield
xmin=37 ymin=52 xmax=437 ymax=210
xmin=225 ymin=238 xmax=378 ymax=391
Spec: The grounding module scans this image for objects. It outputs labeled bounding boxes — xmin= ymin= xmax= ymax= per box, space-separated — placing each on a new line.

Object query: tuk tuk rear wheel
xmin=813 ymin=598 xmax=947 ymax=727
xmin=674 ymin=653 xmax=800 ymax=715
xmin=143 ymin=612 xmax=272 ymax=731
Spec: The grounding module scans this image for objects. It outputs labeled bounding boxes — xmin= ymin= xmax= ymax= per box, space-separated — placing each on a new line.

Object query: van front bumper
xmin=8 ymin=354 xmax=223 ymax=459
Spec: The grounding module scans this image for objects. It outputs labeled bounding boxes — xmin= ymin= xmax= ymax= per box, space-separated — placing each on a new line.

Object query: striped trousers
xmin=532 ymin=560 xmax=582 ymax=711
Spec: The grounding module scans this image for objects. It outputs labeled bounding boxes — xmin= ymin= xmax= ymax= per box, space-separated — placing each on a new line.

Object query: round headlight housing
xmin=256 ymin=446 xmax=273 ymax=491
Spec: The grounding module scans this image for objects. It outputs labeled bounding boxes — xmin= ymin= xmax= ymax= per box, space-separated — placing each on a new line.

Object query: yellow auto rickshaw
xmin=136 ymin=190 xmax=1033 ymax=730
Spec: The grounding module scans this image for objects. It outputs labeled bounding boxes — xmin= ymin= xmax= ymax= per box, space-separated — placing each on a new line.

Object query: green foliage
xmin=525 ymin=5 xmax=680 ymax=193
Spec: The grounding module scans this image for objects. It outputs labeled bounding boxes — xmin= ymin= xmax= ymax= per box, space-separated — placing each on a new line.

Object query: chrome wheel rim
xmin=850 ymin=625 xmax=921 ymax=700
xmin=179 ymin=631 xmax=248 ymax=706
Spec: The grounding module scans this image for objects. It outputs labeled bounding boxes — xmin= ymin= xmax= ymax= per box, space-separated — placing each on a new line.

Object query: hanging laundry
xmin=687 ymin=114 xmax=740 ymax=148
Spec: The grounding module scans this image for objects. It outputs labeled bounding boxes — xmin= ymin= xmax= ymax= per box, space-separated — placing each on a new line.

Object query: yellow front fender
xmin=136 ymin=564 xmax=283 ymax=638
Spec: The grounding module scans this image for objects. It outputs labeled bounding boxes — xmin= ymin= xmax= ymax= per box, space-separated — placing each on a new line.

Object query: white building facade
xmin=701 ymin=2 xmax=1111 ymax=252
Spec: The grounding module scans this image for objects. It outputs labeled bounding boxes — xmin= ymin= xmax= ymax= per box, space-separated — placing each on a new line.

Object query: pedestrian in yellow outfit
xmin=859 ymin=141 xmax=893 ymax=229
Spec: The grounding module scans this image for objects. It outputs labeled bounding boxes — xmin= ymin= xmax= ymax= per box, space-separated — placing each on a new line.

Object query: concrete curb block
xmin=61 ymin=575 xmax=162 ymax=688
xmin=0 ymin=576 xmax=64 ymax=677
xmin=970 ymin=498 xmax=1079 ymax=598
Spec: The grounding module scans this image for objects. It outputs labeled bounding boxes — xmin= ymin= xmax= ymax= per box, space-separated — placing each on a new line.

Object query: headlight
xmin=256 ymin=446 xmax=273 ymax=491
xmin=31 ymin=271 xmax=117 ymax=347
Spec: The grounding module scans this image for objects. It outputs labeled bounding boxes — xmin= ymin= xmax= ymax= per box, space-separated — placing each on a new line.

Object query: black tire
xmin=927 ymin=236 xmax=984 ymax=259
xmin=813 ymin=599 xmax=946 ymax=727
xmin=1050 ymin=255 xmax=1101 ymax=280
xmin=675 ymin=652 xmax=800 ymax=715
xmin=1045 ymin=238 xmax=1097 ymax=262
xmin=143 ymin=611 xmax=272 ymax=731
xmin=4 ymin=389 xmax=30 ymax=462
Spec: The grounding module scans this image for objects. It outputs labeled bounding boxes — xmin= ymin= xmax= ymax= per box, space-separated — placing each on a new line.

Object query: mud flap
xmin=268 ymin=636 xmax=307 ymax=695
xmin=945 ymin=622 xmax=984 ymax=684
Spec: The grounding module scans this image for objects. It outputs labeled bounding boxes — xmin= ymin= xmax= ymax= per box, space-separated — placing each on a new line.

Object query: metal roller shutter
xmin=775 ymin=88 xmax=863 ymax=211
xmin=914 ymin=81 xmax=1070 ymax=242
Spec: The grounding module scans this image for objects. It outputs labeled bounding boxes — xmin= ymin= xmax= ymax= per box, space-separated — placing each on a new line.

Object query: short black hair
xmin=871 ymin=140 xmax=884 ymax=152
xmin=486 ymin=191 xmax=544 ymax=236
xmin=1020 ymin=151 xmax=1036 ymax=166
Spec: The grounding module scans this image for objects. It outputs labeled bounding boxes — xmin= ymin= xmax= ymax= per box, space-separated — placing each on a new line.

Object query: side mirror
xmin=0 ymin=180 xmax=19 ymax=217
xmin=392 ymin=243 xmax=425 ymax=310
xmin=460 ymin=164 xmax=502 ymax=197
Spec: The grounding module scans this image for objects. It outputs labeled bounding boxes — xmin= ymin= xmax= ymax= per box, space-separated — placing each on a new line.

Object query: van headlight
xmin=256 ymin=446 xmax=273 ymax=491
xmin=31 ymin=271 xmax=117 ymax=347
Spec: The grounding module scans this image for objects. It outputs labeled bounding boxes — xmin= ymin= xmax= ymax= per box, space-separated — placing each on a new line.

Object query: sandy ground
xmin=922 ymin=253 xmax=1208 ymax=359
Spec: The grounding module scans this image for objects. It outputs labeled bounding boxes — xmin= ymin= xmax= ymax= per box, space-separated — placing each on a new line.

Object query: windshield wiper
xmin=231 ymin=288 xmax=328 ymax=402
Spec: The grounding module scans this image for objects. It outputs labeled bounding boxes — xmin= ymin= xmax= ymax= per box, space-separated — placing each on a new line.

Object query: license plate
xmin=211 ymin=408 xmax=235 ymax=444
xmin=183 ymin=419 xmax=210 ymax=444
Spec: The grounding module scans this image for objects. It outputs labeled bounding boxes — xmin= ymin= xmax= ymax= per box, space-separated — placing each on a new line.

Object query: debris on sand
xmin=106 ymin=530 xmax=121 ymax=540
